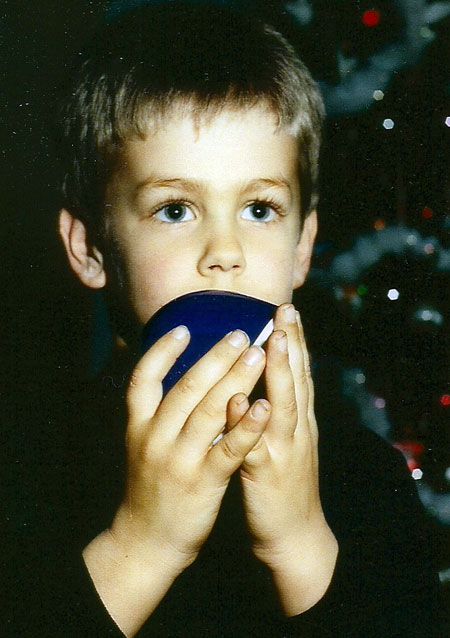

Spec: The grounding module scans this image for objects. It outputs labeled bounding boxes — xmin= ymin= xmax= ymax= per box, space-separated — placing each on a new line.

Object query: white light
xmin=374 ymin=397 xmax=386 ymax=409
xmin=421 ymin=310 xmax=433 ymax=321
xmin=412 ymin=468 xmax=423 ymax=481
xmin=445 ymin=467 xmax=450 ymax=483
xmin=355 ymin=372 xmax=366 ymax=385
xmin=373 ymin=89 xmax=384 ymax=101
xmin=406 ymin=234 xmax=418 ymax=245
xmin=383 ymin=118 xmax=394 ymax=130
xmin=445 ymin=116 xmax=450 ymax=128
xmin=387 ymin=288 xmax=400 ymax=301
xmin=424 ymin=243 xmax=435 ymax=255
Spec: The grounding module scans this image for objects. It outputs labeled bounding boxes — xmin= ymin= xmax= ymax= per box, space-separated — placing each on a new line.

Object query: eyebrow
xmin=135 ymin=176 xmax=292 ymax=196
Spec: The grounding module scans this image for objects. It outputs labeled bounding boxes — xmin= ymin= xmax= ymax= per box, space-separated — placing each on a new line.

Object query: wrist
xmin=255 ymin=520 xmax=338 ymax=616
xmin=82 ymin=508 xmax=198 ymax=637
xmin=110 ymin=503 xmax=198 ymax=576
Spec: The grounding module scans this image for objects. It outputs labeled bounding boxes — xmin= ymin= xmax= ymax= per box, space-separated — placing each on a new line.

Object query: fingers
xmin=273 ymin=305 xmax=307 ymax=415
xmin=208 ymin=399 xmax=271 ymax=479
xmin=153 ymin=330 xmax=250 ymax=434
xmin=295 ymin=312 xmax=318 ymax=442
xmin=226 ymin=393 xmax=249 ymax=430
xmin=264 ymin=328 xmax=298 ymax=440
xmin=126 ymin=325 xmax=191 ymax=428
xmin=177 ymin=346 xmax=266 ymax=456
xmin=266 ymin=304 xmax=316 ymax=442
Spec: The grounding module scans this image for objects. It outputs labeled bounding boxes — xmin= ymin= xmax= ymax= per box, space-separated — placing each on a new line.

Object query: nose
xmin=197 ymin=221 xmax=246 ymax=276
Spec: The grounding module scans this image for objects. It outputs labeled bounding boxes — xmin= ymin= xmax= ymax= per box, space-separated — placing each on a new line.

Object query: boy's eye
xmin=241 ymin=202 xmax=276 ymax=222
xmin=154 ymin=202 xmax=194 ymax=223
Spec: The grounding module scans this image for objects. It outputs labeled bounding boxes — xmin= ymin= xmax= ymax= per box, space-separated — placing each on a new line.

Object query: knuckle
xmin=283 ymin=396 xmax=298 ymax=418
xmin=298 ymin=368 xmax=307 ymax=385
xmin=304 ymin=358 xmax=312 ymax=377
xmin=176 ymin=374 xmax=197 ymax=395
xmin=128 ymin=368 xmax=142 ymax=389
xmin=199 ymin=396 xmax=219 ymax=419
xmin=220 ymin=436 xmax=242 ymax=462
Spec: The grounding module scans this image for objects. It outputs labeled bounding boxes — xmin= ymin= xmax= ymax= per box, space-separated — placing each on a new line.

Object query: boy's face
xmin=61 ymin=107 xmax=316 ymax=330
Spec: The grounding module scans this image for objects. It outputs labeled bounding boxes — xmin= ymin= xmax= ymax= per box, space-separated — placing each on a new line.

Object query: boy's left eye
xmin=241 ymin=202 xmax=276 ymax=222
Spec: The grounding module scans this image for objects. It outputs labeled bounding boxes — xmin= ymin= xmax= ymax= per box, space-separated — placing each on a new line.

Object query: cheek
xmin=123 ymin=243 xmax=196 ymax=321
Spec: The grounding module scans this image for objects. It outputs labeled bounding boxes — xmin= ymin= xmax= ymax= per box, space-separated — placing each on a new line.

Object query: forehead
xmin=109 ymin=107 xmax=300 ymax=195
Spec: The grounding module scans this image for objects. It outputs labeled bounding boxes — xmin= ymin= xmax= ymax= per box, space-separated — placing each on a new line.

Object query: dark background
xmin=2 ymin=0 xmax=449 ymax=616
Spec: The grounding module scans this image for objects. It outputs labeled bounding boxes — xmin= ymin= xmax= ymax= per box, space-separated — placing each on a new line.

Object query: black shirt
xmin=4 ymin=361 xmax=443 ymax=637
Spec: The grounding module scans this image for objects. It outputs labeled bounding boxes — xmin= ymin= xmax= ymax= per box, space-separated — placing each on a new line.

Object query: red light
xmin=406 ymin=458 xmax=419 ymax=472
xmin=362 ymin=9 xmax=380 ymax=27
xmin=374 ymin=218 xmax=386 ymax=230
xmin=421 ymin=207 xmax=434 ymax=219
xmin=393 ymin=441 xmax=424 ymax=457
xmin=440 ymin=394 xmax=450 ymax=407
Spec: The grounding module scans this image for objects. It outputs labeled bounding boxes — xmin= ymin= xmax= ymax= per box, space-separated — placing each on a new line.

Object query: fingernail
xmin=228 ymin=330 xmax=249 ymax=348
xmin=283 ymin=304 xmax=296 ymax=323
xmin=235 ymin=392 xmax=248 ymax=405
xmin=171 ymin=325 xmax=189 ymax=340
xmin=274 ymin=330 xmax=288 ymax=352
xmin=251 ymin=399 xmax=270 ymax=418
xmin=295 ymin=311 xmax=302 ymax=328
xmin=242 ymin=345 xmax=265 ymax=366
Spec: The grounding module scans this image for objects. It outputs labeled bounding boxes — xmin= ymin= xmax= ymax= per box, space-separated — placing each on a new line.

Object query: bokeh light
xmin=387 ymin=288 xmax=400 ymax=300
xmin=421 ymin=207 xmax=434 ymax=219
xmin=362 ymin=9 xmax=380 ymax=27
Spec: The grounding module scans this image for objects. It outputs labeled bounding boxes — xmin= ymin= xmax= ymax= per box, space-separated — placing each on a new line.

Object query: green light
xmin=357 ymin=284 xmax=368 ymax=296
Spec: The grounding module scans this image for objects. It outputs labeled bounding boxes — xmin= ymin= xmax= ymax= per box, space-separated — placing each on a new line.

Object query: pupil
xmin=167 ymin=204 xmax=184 ymax=220
xmin=252 ymin=204 xmax=267 ymax=219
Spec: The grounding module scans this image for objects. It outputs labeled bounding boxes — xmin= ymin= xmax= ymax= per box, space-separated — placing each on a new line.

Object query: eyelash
xmin=150 ymin=196 xmax=286 ymax=223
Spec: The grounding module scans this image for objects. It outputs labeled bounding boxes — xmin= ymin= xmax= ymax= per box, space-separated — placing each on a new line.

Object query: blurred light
xmin=357 ymin=284 xmax=368 ymax=296
xmin=440 ymin=394 xmax=450 ymax=407
xmin=445 ymin=116 xmax=450 ymax=127
xmin=374 ymin=218 xmax=386 ymax=230
xmin=373 ymin=89 xmax=384 ymax=101
xmin=355 ymin=372 xmax=366 ymax=385
xmin=413 ymin=307 xmax=443 ymax=326
xmin=406 ymin=234 xmax=418 ymax=245
xmin=343 ymin=285 xmax=358 ymax=299
xmin=394 ymin=441 xmax=424 ymax=457
xmin=362 ymin=9 xmax=380 ymax=27
xmin=412 ymin=468 xmax=423 ymax=481
xmin=407 ymin=458 xmax=419 ymax=472
xmin=387 ymin=288 xmax=399 ymax=300
xmin=439 ymin=568 xmax=450 ymax=584
xmin=420 ymin=26 xmax=434 ymax=40
xmin=421 ymin=206 xmax=434 ymax=219
xmin=445 ymin=467 xmax=450 ymax=483
xmin=383 ymin=118 xmax=395 ymax=130
xmin=374 ymin=397 xmax=386 ymax=409
xmin=424 ymin=243 xmax=435 ymax=255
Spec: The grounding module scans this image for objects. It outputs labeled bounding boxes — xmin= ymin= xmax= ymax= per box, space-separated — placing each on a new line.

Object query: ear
xmin=58 ymin=208 xmax=106 ymax=289
xmin=293 ymin=210 xmax=317 ymax=289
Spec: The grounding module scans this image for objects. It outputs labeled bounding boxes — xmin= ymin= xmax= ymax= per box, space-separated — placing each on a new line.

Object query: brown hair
xmin=58 ymin=3 xmax=324 ymax=232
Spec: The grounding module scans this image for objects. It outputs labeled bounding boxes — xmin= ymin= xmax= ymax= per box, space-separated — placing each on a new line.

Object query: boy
xmin=20 ymin=3 xmax=439 ymax=636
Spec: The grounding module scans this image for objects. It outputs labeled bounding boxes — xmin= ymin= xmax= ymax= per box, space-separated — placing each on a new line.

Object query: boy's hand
xmin=227 ymin=304 xmax=338 ymax=617
xmin=83 ymin=326 xmax=270 ymax=636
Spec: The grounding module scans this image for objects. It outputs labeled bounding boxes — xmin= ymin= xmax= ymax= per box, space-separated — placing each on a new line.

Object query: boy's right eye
xmin=155 ymin=202 xmax=195 ymax=223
